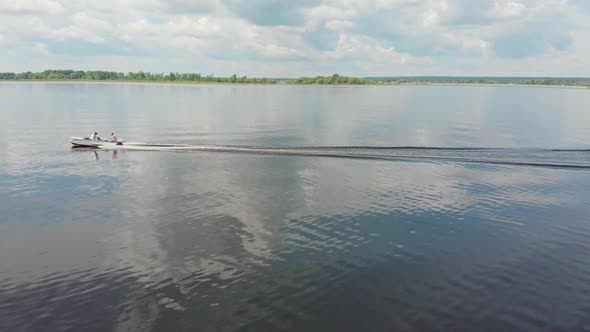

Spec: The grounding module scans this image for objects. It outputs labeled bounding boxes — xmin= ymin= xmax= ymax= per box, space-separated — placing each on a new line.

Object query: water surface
xmin=1 ymin=82 xmax=590 ymax=331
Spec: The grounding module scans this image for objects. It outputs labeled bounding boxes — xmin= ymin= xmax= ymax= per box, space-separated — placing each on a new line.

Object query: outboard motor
xmin=116 ymin=138 xmax=124 ymax=146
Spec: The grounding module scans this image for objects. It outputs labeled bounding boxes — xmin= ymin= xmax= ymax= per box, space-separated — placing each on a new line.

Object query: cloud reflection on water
xmin=96 ymin=150 xmax=577 ymax=330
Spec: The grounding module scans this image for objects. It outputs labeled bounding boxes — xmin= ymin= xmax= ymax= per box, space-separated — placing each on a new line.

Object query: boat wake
xmin=80 ymin=143 xmax=590 ymax=170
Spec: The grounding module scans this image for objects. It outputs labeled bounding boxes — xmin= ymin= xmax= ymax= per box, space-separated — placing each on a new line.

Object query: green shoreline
xmin=1 ymin=79 xmax=588 ymax=89
xmin=2 ymin=71 xmax=589 ymax=88
xmin=0 ymin=79 xmax=277 ymax=85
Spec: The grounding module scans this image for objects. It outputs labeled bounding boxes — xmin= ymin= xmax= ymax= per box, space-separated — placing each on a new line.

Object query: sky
xmin=1 ymin=0 xmax=589 ymax=77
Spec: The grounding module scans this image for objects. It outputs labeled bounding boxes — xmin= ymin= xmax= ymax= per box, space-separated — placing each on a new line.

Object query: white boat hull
xmin=70 ymin=137 xmax=122 ymax=148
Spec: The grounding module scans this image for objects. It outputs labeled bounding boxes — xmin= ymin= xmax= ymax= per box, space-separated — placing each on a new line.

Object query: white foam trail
xmin=91 ymin=143 xmax=590 ymax=170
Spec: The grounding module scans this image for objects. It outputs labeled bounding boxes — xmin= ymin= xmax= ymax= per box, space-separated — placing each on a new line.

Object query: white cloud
xmin=51 ymin=12 xmax=113 ymax=43
xmin=255 ymin=44 xmax=300 ymax=58
xmin=72 ymin=12 xmax=112 ymax=32
xmin=422 ymin=9 xmax=441 ymax=28
xmin=119 ymin=19 xmax=151 ymax=41
xmin=237 ymin=24 xmax=307 ymax=59
xmin=0 ymin=0 xmax=588 ymax=76
xmin=34 ymin=42 xmax=51 ymax=55
xmin=491 ymin=0 xmax=527 ymax=20
xmin=167 ymin=16 xmax=224 ymax=39
xmin=325 ymin=20 xmax=354 ymax=31
xmin=0 ymin=16 xmax=53 ymax=41
xmin=0 ymin=0 xmax=64 ymax=14
xmin=321 ymin=34 xmax=421 ymax=66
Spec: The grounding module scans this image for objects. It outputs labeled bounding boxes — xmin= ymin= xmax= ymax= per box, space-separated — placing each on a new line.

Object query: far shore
xmin=1 ymin=79 xmax=588 ymax=90
xmin=0 ymin=79 xmax=276 ymax=85
xmin=390 ymin=82 xmax=590 ymax=89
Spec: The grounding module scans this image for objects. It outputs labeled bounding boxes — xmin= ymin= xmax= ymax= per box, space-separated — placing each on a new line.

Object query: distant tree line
xmin=0 ymin=70 xmax=276 ymax=84
xmin=287 ymin=74 xmax=377 ymax=85
xmin=2 ymin=70 xmax=588 ymax=87
xmin=376 ymin=77 xmax=590 ymax=87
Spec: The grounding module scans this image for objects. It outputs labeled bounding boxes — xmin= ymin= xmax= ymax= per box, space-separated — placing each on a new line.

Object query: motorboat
xmin=70 ymin=136 xmax=124 ymax=148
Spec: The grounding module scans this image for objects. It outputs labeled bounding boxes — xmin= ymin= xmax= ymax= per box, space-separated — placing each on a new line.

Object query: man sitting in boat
xmin=90 ymin=132 xmax=99 ymax=141
xmin=110 ymin=132 xmax=124 ymax=145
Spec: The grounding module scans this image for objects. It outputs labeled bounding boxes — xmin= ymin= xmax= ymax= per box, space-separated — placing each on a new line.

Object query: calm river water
xmin=1 ymin=82 xmax=590 ymax=331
